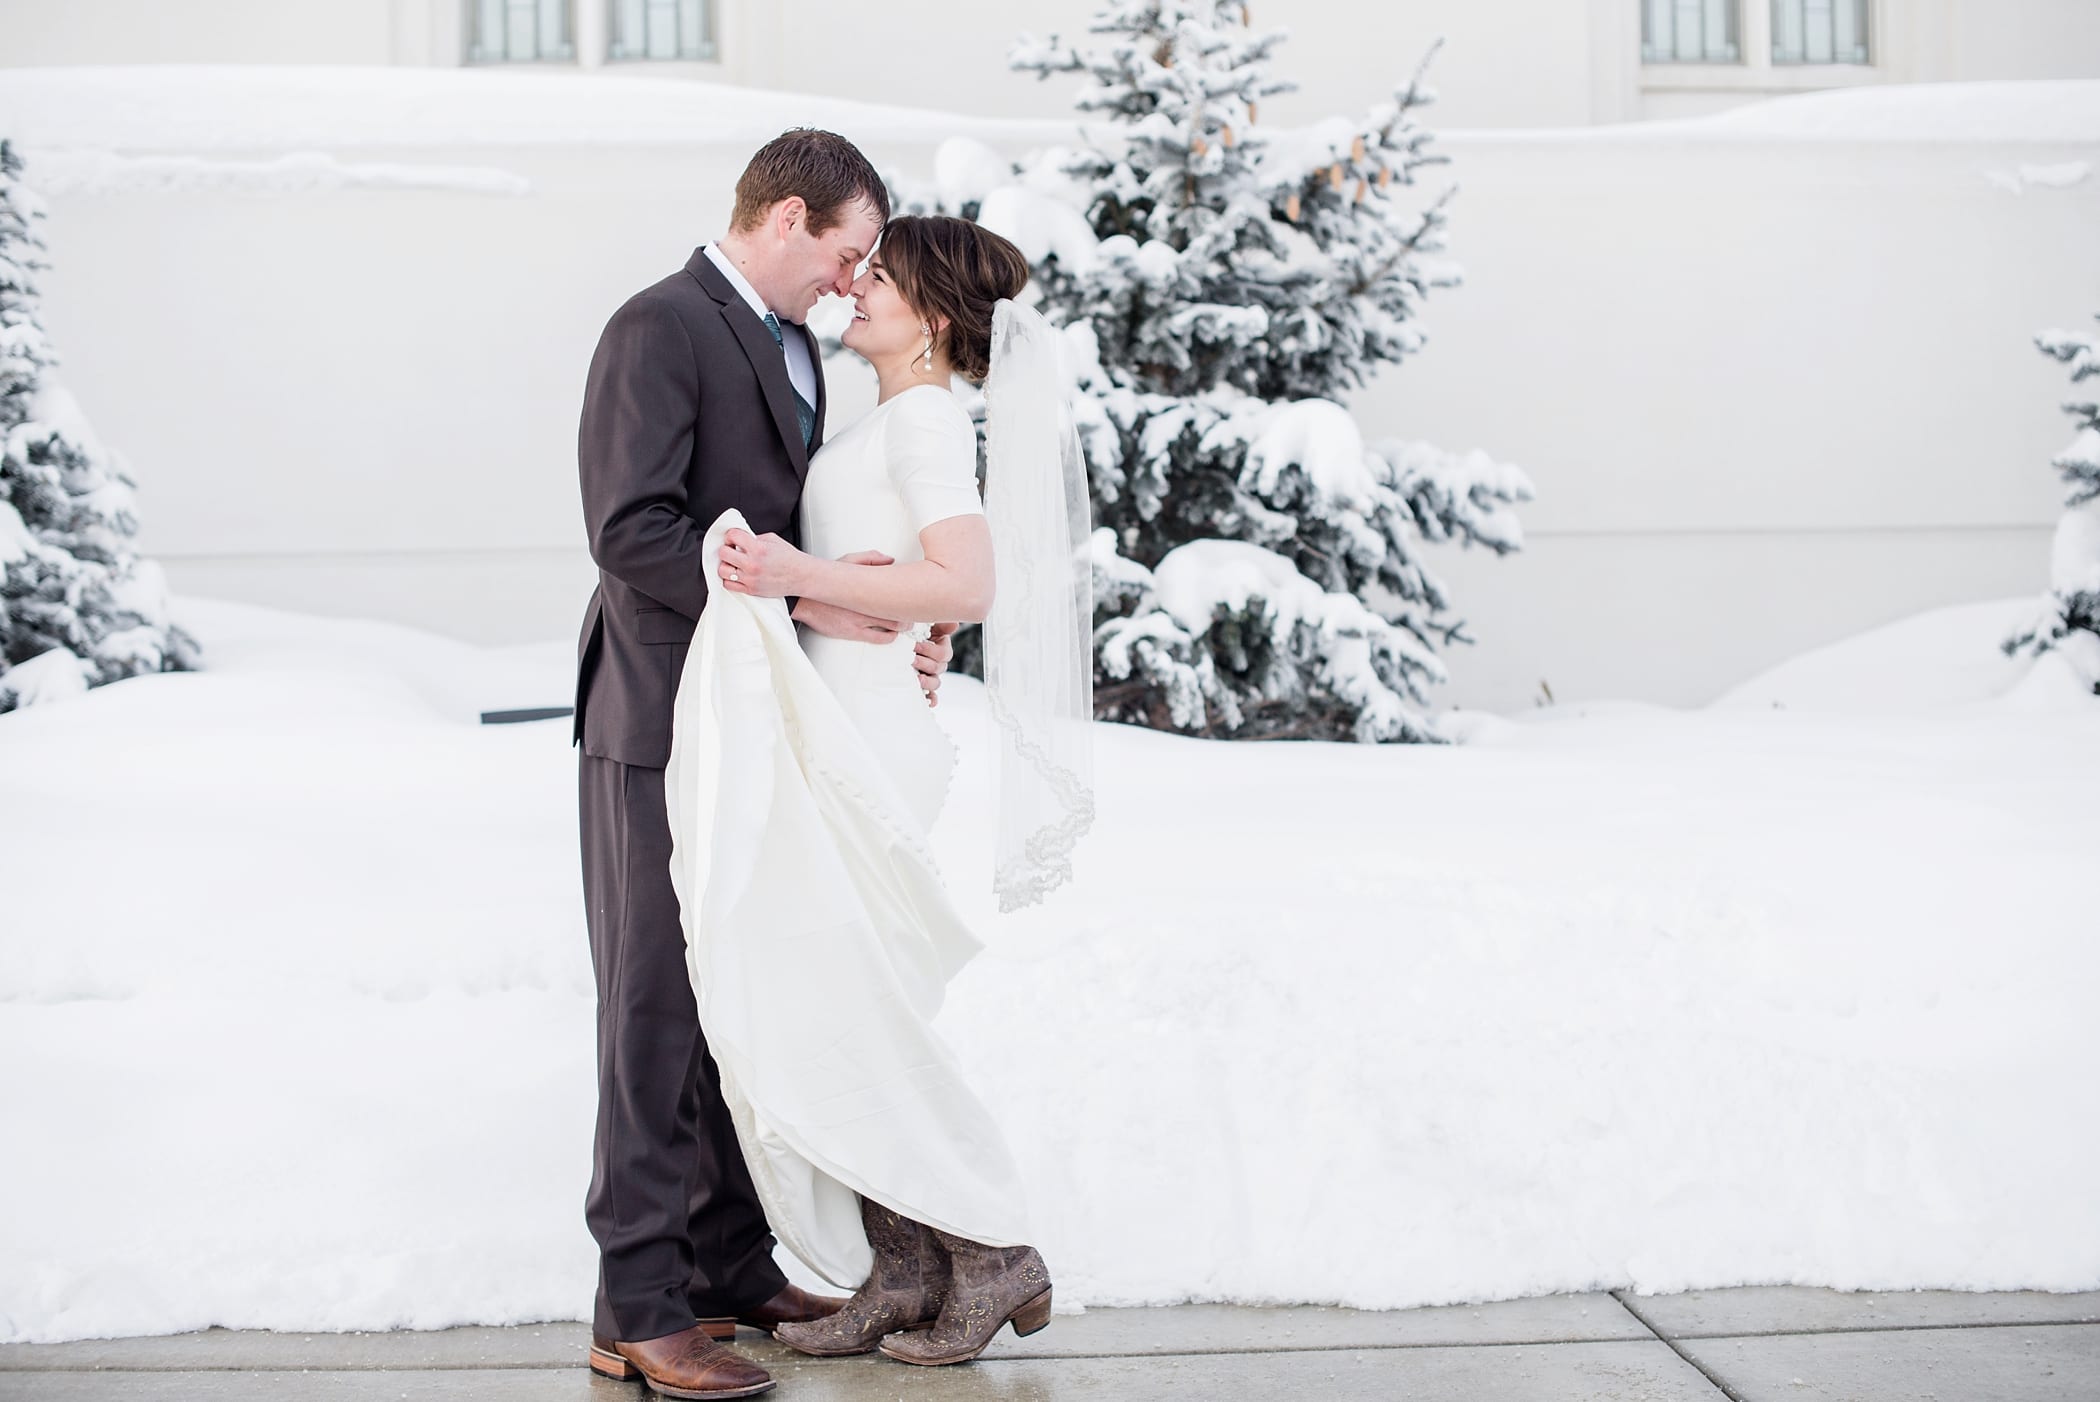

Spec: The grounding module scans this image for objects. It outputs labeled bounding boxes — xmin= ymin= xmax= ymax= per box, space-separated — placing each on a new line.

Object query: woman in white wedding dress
xmin=662 ymin=216 xmax=1094 ymax=1369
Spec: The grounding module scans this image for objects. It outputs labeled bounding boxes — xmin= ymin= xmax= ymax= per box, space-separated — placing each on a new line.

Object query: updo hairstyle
xmin=876 ymin=215 xmax=1031 ymax=384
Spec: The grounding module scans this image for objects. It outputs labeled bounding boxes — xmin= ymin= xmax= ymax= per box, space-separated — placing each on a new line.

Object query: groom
xmin=572 ymin=128 xmax=952 ymax=1397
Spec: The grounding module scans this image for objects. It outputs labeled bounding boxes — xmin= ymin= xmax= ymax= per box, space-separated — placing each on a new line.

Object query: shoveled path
xmin=2 ymin=1286 xmax=2096 ymax=1400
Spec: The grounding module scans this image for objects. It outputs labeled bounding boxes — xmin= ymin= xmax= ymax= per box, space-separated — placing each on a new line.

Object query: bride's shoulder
xmin=882 ymin=386 xmax=985 ymax=521
xmin=881 ymin=385 xmax=976 ymax=450
xmin=878 ymin=386 xmax=978 ymax=498
xmin=885 ymin=384 xmax=972 ymax=428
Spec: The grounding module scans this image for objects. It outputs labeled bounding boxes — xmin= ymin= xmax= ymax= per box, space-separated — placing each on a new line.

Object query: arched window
xmin=1641 ymin=0 xmax=1742 ymax=64
xmin=1770 ymin=0 xmax=1871 ymax=65
xmin=608 ymin=0 xmax=717 ymax=62
xmin=467 ymin=0 xmax=575 ymax=63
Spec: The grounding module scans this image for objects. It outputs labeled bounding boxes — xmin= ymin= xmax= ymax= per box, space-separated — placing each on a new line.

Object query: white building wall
xmin=0 ymin=0 xmax=404 ymax=66
xmin=756 ymin=0 xmax=1610 ymax=130
xmin=1948 ymin=0 xmax=2100 ymax=82
xmin=1350 ymin=129 xmax=2093 ymax=708
xmin=3 ymin=1 xmax=2095 ymax=129
xmin=1630 ymin=0 xmax=2100 ymax=123
xmin=12 ymin=72 xmax=2093 ymax=711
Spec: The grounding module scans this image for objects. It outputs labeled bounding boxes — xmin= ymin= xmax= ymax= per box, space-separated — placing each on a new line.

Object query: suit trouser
xmin=578 ymin=752 xmax=788 ymax=1341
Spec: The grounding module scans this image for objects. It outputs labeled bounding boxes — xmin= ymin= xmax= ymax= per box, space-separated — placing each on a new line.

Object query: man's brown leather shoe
xmin=696 ymin=1282 xmax=852 ymax=1340
xmin=587 ymin=1324 xmax=774 ymax=1399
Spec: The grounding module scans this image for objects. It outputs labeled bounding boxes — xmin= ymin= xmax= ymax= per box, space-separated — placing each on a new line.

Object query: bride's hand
xmin=717 ymin=527 xmax=806 ymax=598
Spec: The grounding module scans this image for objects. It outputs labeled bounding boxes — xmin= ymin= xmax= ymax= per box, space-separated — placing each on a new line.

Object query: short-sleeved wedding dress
xmin=663 ymin=384 xmax=1031 ymax=1290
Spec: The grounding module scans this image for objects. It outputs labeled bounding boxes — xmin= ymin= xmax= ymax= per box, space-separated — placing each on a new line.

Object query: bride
xmin=662 ymin=215 xmax=1095 ymax=1369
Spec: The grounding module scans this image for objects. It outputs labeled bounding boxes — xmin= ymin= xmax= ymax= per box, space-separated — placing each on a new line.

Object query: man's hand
xmin=789 ymin=550 xmax=902 ymax=642
xmin=914 ymin=622 xmax=957 ymax=709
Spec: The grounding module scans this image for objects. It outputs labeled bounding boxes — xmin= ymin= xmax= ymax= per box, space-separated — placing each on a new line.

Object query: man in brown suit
xmin=572 ymin=130 xmax=953 ymax=1399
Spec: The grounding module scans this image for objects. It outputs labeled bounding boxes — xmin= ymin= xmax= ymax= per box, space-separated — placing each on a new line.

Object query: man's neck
xmin=712 ymin=233 xmax=773 ymax=313
xmin=713 ymin=230 xmax=753 ymax=265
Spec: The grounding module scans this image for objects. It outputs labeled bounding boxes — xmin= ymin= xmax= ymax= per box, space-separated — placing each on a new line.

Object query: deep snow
xmin=1 ymin=595 xmax=2094 ymax=1344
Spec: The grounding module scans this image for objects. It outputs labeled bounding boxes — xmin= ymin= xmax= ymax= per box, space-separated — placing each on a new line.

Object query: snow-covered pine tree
xmin=1 ymin=139 xmax=198 ymax=712
xmin=2003 ymin=312 xmax=2100 ymax=692
xmin=906 ymin=0 xmax=1533 ymax=741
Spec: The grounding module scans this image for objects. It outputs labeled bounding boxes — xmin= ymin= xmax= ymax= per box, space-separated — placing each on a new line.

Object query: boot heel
xmin=587 ymin=1345 xmax=637 ymax=1379
xmin=1010 ymin=1287 xmax=1053 ymax=1337
xmin=696 ymin=1316 xmax=737 ymax=1342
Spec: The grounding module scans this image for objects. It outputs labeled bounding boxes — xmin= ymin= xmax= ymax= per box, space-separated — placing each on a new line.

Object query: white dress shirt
xmin=703 ymin=242 xmax=819 ymax=410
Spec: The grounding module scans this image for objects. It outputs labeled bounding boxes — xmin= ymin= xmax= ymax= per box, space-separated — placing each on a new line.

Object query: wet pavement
xmin=3 ymin=1286 xmax=2097 ymax=1400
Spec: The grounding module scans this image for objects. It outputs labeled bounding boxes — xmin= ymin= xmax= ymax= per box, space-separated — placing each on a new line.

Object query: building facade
xmin=2 ymin=1 xmax=2096 ymax=129
xmin=0 ymin=4 xmax=2095 ymax=709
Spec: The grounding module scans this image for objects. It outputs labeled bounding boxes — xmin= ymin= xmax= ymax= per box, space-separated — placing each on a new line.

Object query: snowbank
xmin=1 ymin=597 xmax=2095 ymax=1342
xmin=0 ymin=65 xmax=1071 ymax=153
xmin=20 ymin=149 xmax=536 ymax=197
xmin=1479 ymin=78 xmax=2100 ymax=145
xmin=6 ymin=67 xmax=2089 ymax=166
xmin=1711 ymin=597 xmax=2042 ymax=712
xmin=1664 ymin=78 xmax=2100 ymax=143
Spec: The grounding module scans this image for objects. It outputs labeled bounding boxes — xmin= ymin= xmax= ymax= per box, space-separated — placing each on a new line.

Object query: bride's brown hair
xmin=876 ymin=216 xmax=1031 ymax=384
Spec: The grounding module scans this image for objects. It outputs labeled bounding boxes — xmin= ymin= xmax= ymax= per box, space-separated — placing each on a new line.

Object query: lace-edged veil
xmin=981 ymin=298 xmax=1095 ymax=912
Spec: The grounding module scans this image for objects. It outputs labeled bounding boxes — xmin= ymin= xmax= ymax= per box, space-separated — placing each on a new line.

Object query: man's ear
xmin=776 ymin=196 xmax=807 ymax=239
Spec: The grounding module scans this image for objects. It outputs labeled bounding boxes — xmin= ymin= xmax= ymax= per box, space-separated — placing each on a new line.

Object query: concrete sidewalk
xmin=2 ymin=1286 xmax=2095 ymax=1400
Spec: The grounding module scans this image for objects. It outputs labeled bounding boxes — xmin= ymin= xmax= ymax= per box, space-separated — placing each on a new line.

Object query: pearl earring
xmin=920 ymin=324 xmax=934 ymax=374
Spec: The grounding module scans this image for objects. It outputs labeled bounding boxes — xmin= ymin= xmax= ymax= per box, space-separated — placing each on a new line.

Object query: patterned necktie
xmin=762 ymin=311 xmax=816 ymax=450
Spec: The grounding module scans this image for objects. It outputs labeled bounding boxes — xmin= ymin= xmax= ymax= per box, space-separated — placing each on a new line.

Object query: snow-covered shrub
xmin=1 ymin=139 xmax=198 ymax=711
xmin=899 ymin=0 xmax=1531 ymax=741
xmin=2003 ymin=313 xmax=2100 ymax=691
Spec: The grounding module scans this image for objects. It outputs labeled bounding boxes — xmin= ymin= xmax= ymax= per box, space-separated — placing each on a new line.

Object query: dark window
xmin=1642 ymin=0 xmax=1743 ymax=63
xmin=609 ymin=0 xmax=718 ymax=62
xmin=467 ymin=0 xmax=576 ymax=63
xmin=1771 ymin=0 xmax=1871 ymax=65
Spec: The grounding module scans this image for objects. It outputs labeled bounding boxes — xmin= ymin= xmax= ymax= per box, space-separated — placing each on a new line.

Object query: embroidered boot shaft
xmin=878 ymin=1231 xmax=1051 ymax=1366
xmin=774 ymin=1197 xmax=951 ymax=1357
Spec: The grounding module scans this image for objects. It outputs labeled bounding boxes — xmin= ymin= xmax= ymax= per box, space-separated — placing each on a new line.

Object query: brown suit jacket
xmin=572 ymin=248 xmax=828 ymax=768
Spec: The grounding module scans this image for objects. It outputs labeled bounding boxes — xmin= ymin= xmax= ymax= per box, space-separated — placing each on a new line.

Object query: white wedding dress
xmin=664 ymin=384 xmax=1032 ymax=1289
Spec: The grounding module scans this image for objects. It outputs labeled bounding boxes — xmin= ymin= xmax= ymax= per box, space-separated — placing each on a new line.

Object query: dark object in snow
xmin=480 ymin=706 xmax=574 ymax=725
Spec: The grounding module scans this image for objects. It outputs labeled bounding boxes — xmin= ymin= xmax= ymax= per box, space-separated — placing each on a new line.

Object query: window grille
xmin=1641 ymin=0 xmax=1742 ymax=63
xmin=609 ymin=0 xmax=718 ymax=62
xmin=1771 ymin=0 xmax=1871 ymax=65
xmin=467 ymin=0 xmax=575 ymax=63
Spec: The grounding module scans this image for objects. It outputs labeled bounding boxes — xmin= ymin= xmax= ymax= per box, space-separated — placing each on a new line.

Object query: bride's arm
xmin=717 ymin=518 xmax=994 ymax=624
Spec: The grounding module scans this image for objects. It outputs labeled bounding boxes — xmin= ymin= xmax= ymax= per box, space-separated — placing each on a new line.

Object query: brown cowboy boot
xmin=774 ymin=1196 xmax=952 ymax=1356
xmin=877 ymin=1230 xmax=1051 ymax=1366
xmin=586 ymin=1322 xmax=774 ymax=1399
xmin=696 ymin=1283 xmax=852 ymax=1341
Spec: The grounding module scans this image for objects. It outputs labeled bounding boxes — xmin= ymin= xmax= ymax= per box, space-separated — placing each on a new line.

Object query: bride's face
xmin=841 ymin=255 xmax=936 ymax=365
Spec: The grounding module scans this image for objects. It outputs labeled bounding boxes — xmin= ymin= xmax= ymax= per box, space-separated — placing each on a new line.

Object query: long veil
xmin=981 ymin=299 xmax=1096 ymax=912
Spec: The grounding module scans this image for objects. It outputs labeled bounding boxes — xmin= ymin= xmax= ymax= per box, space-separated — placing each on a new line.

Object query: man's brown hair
xmin=730 ymin=128 xmax=889 ymax=235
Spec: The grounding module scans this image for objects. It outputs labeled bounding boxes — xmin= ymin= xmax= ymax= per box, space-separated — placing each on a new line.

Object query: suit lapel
xmin=686 ymin=250 xmax=812 ymax=480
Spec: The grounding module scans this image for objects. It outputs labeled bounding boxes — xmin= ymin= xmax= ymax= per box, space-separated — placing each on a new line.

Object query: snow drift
xmin=1 ymin=596 xmax=2094 ymax=1342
